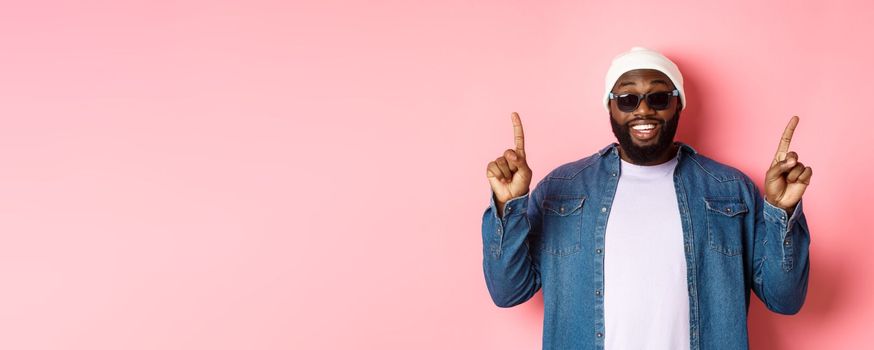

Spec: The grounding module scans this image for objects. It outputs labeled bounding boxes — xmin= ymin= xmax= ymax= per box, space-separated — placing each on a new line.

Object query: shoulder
xmin=683 ymin=150 xmax=754 ymax=185
xmin=528 ymin=148 xmax=603 ymax=199
xmin=544 ymin=151 xmax=602 ymax=180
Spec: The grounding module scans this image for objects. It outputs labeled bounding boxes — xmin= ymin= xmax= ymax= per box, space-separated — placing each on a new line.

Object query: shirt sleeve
xmin=750 ymin=182 xmax=811 ymax=315
xmin=481 ymin=183 xmax=544 ymax=308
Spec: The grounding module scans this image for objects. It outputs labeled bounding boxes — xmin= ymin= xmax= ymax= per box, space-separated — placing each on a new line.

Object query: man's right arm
xmin=482 ymin=111 xmax=541 ymax=307
xmin=481 ymin=182 xmax=544 ymax=308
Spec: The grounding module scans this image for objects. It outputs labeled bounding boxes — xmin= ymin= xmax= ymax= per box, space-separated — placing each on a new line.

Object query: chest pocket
xmin=538 ymin=196 xmax=585 ymax=256
xmin=704 ymin=197 xmax=748 ymax=257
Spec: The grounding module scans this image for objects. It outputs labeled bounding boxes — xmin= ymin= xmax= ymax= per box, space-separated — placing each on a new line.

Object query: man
xmin=481 ymin=47 xmax=812 ymax=350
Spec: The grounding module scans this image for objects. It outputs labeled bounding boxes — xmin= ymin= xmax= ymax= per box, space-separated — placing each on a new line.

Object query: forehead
xmin=612 ymin=69 xmax=674 ymax=90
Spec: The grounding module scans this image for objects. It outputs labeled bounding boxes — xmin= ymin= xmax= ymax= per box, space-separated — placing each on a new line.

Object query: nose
xmin=633 ymin=97 xmax=655 ymax=117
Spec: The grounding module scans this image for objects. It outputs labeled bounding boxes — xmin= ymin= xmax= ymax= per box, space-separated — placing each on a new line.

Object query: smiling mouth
xmin=629 ymin=122 xmax=660 ymax=141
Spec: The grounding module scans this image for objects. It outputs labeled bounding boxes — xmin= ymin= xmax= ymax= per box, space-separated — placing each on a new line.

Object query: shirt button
xmin=784 ymin=239 xmax=791 ymax=246
xmin=601 ymin=207 xmax=607 ymax=213
xmin=595 ymin=289 xmax=602 ymax=296
xmin=595 ymin=248 xmax=602 ymax=254
xmin=611 ymin=172 xmax=617 ymax=177
xmin=596 ymin=332 xmax=603 ymax=338
xmin=506 ymin=206 xmax=511 ymax=212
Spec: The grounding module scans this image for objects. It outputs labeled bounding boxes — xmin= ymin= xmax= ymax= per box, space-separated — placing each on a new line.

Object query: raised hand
xmin=486 ymin=112 xmax=533 ymax=215
xmin=764 ymin=116 xmax=813 ymax=214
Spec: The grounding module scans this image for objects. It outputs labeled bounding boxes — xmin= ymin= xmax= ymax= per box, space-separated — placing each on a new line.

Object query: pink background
xmin=0 ymin=1 xmax=870 ymax=349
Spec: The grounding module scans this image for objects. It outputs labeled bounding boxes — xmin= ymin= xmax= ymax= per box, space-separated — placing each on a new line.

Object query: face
xmin=608 ymin=69 xmax=682 ymax=165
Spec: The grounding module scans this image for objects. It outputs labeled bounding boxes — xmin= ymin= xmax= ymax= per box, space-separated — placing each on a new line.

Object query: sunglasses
xmin=608 ymin=89 xmax=679 ymax=112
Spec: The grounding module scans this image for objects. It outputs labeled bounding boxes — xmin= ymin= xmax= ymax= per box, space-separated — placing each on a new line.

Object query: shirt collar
xmin=597 ymin=142 xmax=698 ymax=158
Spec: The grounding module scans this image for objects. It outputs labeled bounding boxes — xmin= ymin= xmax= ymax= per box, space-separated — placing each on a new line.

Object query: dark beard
xmin=610 ymin=109 xmax=681 ymax=164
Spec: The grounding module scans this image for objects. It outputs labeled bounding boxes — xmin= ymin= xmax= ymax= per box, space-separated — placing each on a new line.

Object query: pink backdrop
xmin=0 ymin=1 xmax=870 ymax=349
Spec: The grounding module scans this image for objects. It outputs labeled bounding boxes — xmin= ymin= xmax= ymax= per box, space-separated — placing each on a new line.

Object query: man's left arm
xmin=750 ymin=115 xmax=814 ymax=315
xmin=750 ymin=186 xmax=811 ymax=315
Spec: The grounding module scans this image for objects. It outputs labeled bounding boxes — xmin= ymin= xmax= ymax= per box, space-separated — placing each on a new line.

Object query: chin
xmin=631 ymin=137 xmax=659 ymax=147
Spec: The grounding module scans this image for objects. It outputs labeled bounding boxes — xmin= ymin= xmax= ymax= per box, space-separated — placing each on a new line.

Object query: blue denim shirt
xmin=481 ymin=142 xmax=810 ymax=350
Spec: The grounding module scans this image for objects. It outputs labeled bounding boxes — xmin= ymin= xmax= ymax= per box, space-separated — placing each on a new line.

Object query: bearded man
xmin=482 ymin=47 xmax=813 ymax=350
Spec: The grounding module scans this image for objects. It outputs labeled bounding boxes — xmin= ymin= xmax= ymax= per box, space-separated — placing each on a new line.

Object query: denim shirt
xmin=481 ymin=142 xmax=810 ymax=350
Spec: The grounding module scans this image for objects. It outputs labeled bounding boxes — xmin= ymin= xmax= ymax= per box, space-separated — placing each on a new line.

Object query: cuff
xmin=763 ymin=197 xmax=804 ymax=237
xmin=489 ymin=190 xmax=530 ymax=223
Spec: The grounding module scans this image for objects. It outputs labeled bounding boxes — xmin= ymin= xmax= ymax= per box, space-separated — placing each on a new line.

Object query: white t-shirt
xmin=604 ymin=154 xmax=690 ymax=350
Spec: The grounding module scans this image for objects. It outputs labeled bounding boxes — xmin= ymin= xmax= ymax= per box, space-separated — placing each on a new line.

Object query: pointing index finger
xmin=512 ymin=112 xmax=525 ymax=155
xmin=775 ymin=115 xmax=799 ymax=162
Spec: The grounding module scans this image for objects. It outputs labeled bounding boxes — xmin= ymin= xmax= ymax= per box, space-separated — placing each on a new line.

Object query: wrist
xmin=766 ymin=197 xmax=796 ymax=216
xmin=782 ymin=203 xmax=797 ymax=217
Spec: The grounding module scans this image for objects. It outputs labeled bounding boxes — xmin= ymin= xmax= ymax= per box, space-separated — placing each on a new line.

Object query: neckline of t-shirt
xmin=619 ymin=154 xmax=679 ymax=177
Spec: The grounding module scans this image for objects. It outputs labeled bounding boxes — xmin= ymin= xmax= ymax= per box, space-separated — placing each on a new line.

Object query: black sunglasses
xmin=608 ymin=89 xmax=679 ymax=112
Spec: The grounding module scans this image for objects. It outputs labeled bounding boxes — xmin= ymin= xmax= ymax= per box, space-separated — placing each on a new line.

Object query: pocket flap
xmin=704 ymin=197 xmax=748 ymax=217
xmin=542 ymin=197 xmax=585 ymax=216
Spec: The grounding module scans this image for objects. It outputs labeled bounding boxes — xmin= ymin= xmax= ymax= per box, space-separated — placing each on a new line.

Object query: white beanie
xmin=603 ymin=47 xmax=686 ymax=111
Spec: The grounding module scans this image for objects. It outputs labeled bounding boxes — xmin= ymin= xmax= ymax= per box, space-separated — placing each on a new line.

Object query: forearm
xmin=753 ymin=198 xmax=811 ymax=315
xmin=482 ymin=191 xmax=541 ymax=307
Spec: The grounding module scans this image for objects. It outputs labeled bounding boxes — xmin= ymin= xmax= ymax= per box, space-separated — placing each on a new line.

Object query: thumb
xmin=779 ymin=151 xmax=798 ymax=169
xmin=767 ymin=157 xmax=796 ymax=181
xmin=516 ymin=148 xmax=526 ymax=160
xmin=508 ymin=150 xmax=529 ymax=168
xmin=778 ymin=157 xmax=797 ymax=172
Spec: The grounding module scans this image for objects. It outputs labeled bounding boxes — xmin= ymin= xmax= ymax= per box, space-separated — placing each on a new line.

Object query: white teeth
xmin=632 ymin=124 xmax=656 ymax=131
